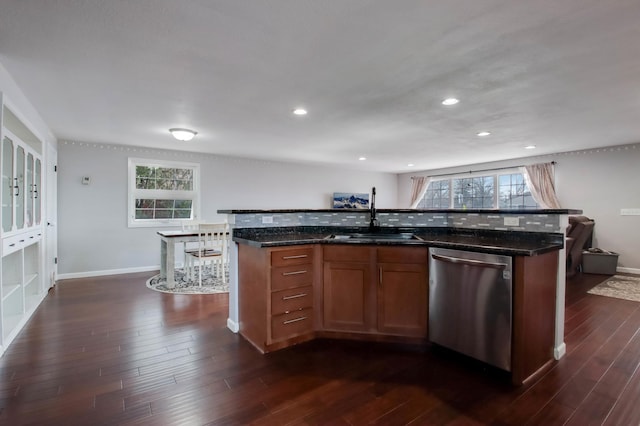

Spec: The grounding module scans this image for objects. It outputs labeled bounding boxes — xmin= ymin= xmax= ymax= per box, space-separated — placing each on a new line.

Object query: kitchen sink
xmin=325 ymin=232 xmax=423 ymax=241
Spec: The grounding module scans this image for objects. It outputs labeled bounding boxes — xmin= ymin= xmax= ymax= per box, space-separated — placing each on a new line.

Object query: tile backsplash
xmin=229 ymin=211 xmax=562 ymax=233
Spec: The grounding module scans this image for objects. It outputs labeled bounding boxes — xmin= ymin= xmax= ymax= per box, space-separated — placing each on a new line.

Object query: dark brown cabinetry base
xmin=511 ymin=250 xmax=559 ymax=385
xmin=237 ymin=242 xmax=559 ymax=385
xmin=322 ymin=245 xmax=428 ymax=338
xmin=238 ymin=244 xmax=317 ymax=353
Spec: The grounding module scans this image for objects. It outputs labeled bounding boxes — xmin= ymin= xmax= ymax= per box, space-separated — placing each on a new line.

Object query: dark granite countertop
xmin=232 ymin=226 xmax=564 ymax=256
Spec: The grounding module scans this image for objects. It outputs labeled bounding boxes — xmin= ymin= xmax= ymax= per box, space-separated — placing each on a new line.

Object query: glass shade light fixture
xmin=169 ymin=128 xmax=197 ymax=141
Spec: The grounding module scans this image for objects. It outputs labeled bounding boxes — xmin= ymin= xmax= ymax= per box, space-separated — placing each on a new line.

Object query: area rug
xmin=587 ymin=275 xmax=640 ymax=302
xmin=146 ymin=267 xmax=229 ymax=295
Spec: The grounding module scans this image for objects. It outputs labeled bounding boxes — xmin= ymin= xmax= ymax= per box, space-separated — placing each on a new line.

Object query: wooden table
xmin=157 ymin=230 xmax=200 ymax=288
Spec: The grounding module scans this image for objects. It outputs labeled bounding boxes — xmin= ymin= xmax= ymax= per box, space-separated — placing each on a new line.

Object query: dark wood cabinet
xmin=378 ymin=262 xmax=428 ymax=337
xmin=238 ymin=240 xmax=558 ymax=385
xmin=322 ymin=245 xmax=428 ymax=338
xmin=323 ymin=249 xmax=376 ymax=332
xmin=511 ymin=250 xmax=559 ymax=385
xmin=238 ymin=244 xmax=317 ymax=353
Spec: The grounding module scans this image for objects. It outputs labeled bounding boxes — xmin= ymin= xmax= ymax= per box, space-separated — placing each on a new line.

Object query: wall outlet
xmin=262 ymin=216 xmax=273 ymax=224
xmin=620 ymin=208 xmax=640 ymax=216
xmin=504 ymin=216 xmax=520 ymax=226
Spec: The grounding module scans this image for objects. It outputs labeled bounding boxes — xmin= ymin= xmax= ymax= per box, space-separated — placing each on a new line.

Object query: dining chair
xmin=180 ymin=220 xmax=205 ymax=258
xmin=184 ymin=223 xmax=229 ymax=286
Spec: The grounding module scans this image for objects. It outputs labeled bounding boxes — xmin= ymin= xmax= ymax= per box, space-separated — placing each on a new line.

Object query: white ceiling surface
xmin=1 ymin=1 xmax=639 ymax=173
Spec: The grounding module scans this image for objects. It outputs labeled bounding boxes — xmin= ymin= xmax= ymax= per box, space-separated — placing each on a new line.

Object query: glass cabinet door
xmin=2 ymin=136 xmax=14 ymax=233
xmin=16 ymin=145 xmax=25 ymax=230
xmin=26 ymin=153 xmax=34 ymax=227
xmin=34 ymin=158 xmax=41 ymax=225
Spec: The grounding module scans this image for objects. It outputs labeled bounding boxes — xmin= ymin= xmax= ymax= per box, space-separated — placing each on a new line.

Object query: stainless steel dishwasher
xmin=429 ymin=247 xmax=513 ymax=371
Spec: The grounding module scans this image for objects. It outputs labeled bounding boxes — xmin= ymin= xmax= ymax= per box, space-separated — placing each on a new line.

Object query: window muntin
xmin=418 ymin=180 xmax=450 ymax=209
xmin=498 ymin=173 xmax=538 ymax=209
xmin=416 ymin=171 xmax=539 ymax=210
xmin=128 ymin=158 xmax=200 ymax=227
xmin=453 ymin=176 xmax=494 ymax=209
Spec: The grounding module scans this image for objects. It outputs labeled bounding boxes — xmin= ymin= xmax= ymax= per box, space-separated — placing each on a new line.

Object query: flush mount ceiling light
xmin=407 ymin=163 xmax=415 ymax=167
xmin=477 ymin=131 xmax=491 ymax=137
xmin=292 ymin=108 xmax=308 ymax=116
xmin=169 ymin=128 xmax=197 ymax=141
xmin=441 ymin=97 xmax=459 ymax=106
xmin=358 ymin=157 xmax=367 ymax=161
xmin=525 ymin=145 xmax=537 ymax=150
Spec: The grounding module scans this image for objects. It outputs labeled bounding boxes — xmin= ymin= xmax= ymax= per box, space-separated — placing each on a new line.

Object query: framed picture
xmin=333 ymin=192 xmax=369 ymax=209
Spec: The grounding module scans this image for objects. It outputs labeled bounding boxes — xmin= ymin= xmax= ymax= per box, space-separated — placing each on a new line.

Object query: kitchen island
xmin=219 ymin=208 xmax=579 ymax=385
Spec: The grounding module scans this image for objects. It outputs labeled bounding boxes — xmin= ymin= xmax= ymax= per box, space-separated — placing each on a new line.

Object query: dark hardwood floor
xmin=1 ymin=271 xmax=639 ymax=425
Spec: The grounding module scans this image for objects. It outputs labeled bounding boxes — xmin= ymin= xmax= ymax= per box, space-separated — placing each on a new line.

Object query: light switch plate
xmin=620 ymin=208 xmax=640 ymax=216
xmin=504 ymin=216 xmax=520 ymax=226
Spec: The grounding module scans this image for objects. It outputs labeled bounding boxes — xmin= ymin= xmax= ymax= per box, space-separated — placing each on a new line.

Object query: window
xmin=498 ymin=173 xmax=538 ymax=209
xmin=128 ymin=158 xmax=200 ymax=227
xmin=416 ymin=170 xmax=539 ymax=210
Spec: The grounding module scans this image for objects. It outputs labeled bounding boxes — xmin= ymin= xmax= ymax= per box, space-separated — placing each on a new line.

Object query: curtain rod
xmin=414 ymin=161 xmax=557 ymax=179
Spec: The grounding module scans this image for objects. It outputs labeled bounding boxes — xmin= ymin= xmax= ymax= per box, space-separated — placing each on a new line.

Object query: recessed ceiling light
xmin=442 ymin=98 xmax=459 ymax=106
xmin=292 ymin=108 xmax=307 ymax=115
xmin=477 ymin=131 xmax=491 ymax=137
xmin=169 ymin=128 xmax=197 ymax=141
xmin=359 ymin=157 xmax=367 ymax=161
xmin=407 ymin=163 xmax=415 ymax=167
xmin=525 ymin=145 xmax=536 ymax=150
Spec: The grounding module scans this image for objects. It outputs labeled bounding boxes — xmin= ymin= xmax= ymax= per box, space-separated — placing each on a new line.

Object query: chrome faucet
xmin=369 ymin=187 xmax=379 ymax=230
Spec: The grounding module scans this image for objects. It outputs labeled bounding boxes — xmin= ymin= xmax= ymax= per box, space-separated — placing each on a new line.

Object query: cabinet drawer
xmin=271 ymin=309 xmax=313 ymax=341
xmin=271 ymin=247 xmax=314 ymax=267
xmin=271 ymin=286 xmax=313 ymax=315
xmin=271 ymin=264 xmax=314 ymax=291
xmin=3 ymin=234 xmax=24 ymax=255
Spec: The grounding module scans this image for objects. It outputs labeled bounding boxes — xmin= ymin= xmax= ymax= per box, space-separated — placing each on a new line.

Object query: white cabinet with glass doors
xmin=2 ymin=129 xmax=42 ymax=235
xmin=0 ymin=97 xmax=46 ymax=356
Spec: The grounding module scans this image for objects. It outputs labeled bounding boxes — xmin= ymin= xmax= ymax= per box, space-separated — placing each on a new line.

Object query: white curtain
xmin=410 ymin=176 xmax=432 ymax=208
xmin=521 ymin=162 xmax=562 ymax=209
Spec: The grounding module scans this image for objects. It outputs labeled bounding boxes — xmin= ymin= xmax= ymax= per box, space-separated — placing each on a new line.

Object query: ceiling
xmin=1 ymin=0 xmax=639 ymax=173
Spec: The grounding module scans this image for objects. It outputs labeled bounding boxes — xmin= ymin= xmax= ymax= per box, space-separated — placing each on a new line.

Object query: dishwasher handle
xmin=431 ymin=253 xmax=508 ymax=270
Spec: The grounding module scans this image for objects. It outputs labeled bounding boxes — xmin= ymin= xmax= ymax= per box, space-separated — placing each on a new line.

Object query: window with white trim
xmin=128 ymin=158 xmax=200 ymax=227
xmin=416 ymin=169 xmax=539 ymax=210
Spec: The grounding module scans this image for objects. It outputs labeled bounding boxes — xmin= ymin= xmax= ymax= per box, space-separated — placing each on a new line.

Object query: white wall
xmin=398 ymin=144 xmax=640 ymax=271
xmin=58 ymin=141 xmax=398 ymax=276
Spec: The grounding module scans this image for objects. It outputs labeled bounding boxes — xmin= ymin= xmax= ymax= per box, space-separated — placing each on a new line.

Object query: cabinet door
xmin=2 ymin=136 xmax=14 ymax=233
xmin=15 ymin=145 xmax=25 ymax=230
xmin=378 ymin=263 xmax=428 ymax=337
xmin=323 ymin=261 xmax=375 ymax=332
xmin=34 ymin=158 xmax=41 ymax=225
xmin=26 ymin=153 xmax=33 ymax=227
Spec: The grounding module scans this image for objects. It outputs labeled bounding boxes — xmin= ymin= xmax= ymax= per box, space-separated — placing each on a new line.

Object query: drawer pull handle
xmin=9 ymin=243 xmax=15 ymax=247
xmin=282 ymin=270 xmax=307 ymax=276
xmin=283 ymin=316 xmax=307 ymax=325
xmin=282 ymin=293 xmax=307 ymax=300
xmin=282 ymin=254 xmax=308 ymax=259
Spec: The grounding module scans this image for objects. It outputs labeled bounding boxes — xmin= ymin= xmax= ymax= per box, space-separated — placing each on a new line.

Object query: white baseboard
xmin=57 ymin=265 xmax=159 ymax=280
xmin=554 ymin=342 xmax=566 ymax=360
xmin=227 ymin=318 xmax=239 ymax=333
xmin=617 ymin=267 xmax=640 ymax=275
